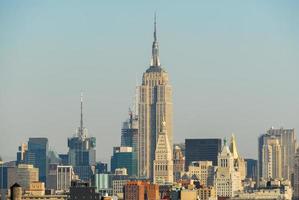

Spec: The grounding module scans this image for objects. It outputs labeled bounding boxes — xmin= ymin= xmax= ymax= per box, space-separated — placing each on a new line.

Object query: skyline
xmin=1 ymin=1 xmax=299 ymax=162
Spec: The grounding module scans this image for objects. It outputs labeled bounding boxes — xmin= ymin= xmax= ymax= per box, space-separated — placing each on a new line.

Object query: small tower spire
xmin=151 ymin=12 xmax=160 ymax=67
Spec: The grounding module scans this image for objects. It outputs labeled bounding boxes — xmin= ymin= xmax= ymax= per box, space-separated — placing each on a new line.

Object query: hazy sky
xmin=1 ymin=1 xmax=299 ymax=163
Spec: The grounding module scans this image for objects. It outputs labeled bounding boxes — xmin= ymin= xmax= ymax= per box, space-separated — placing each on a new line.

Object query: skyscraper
xmin=185 ymin=139 xmax=221 ymax=170
xmin=258 ymin=127 xmax=296 ymax=181
xmin=26 ymin=138 xmax=49 ymax=183
xmin=138 ymin=15 xmax=173 ymax=179
xmin=261 ymin=137 xmax=282 ymax=179
xmin=153 ymin=121 xmax=173 ymax=185
xmin=68 ymin=94 xmax=96 ymax=181
xmin=266 ymin=128 xmax=296 ymax=180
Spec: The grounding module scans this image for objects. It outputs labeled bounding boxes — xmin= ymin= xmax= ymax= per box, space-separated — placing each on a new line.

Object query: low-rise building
xmin=124 ymin=181 xmax=159 ymax=200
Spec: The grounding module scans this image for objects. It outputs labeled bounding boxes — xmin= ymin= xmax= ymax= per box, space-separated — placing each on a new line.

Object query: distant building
xmin=69 ymin=181 xmax=100 ymax=200
xmin=188 ymin=161 xmax=214 ymax=187
xmin=185 ymin=139 xmax=221 ymax=170
xmin=215 ymin=139 xmax=242 ymax=198
xmin=58 ymin=154 xmax=69 ymax=166
xmin=95 ymin=162 xmax=108 ymax=174
xmin=16 ymin=143 xmax=27 ymax=165
xmin=67 ymin=94 xmax=96 ymax=181
xmin=93 ymin=173 xmax=113 ymax=197
xmin=258 ymin=127 xmax=297 ymax=181
xmin=197 ymin=187 xmax=216 ymax=200
xmin=110 ymin=146 xmax=137 ymax=177
xmin=124 ymin=181 xmax=159 ymax=200
xmin=262 ymin=136 xmax=282 ymax=179
xmin=294 ymin=148 xmax=299 ymax=200
xmin=111 ymin=173 xmax=129 ymax=198
xmin=245 ymin=159 xmax=257 ymax=180
xmin=0 ymin=163 xmax=8 ymax=190
xmin=173 ymin=145 xmax=185 ymax=182
xmin=231 ymin=179 xmax=292 ymax=200
xmin=153 ymin=121 xmax=173 ymax=185
xmin=47 ymin=164 xmax=74 ymax=191
xmin=8 ymin=164 xmax=39 ymax=191
xmin=26 ymin=181 xmax=45 ymax=196
xmin=121 ymin=110 xmax=138 ymax=153
xmin=26 ymin=138 xmax=49 ymax=183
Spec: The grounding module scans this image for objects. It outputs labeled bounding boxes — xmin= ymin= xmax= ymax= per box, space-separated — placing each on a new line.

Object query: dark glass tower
xmin=185 ymin=139 xmax=221 ymax=170
xmin=68 ymin=94 xmax=96 ymax=181
xmin=245 ymin=159 xmax=257 ymax=180
xmin=26 ymin=138 xmax=49 ymax=183
xmin=111 ymin=147 xmax=137 ymax=177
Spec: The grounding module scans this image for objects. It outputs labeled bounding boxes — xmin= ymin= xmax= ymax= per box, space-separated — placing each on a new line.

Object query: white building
xmin=188 ymin=161 xmax=214 ymax=187
xmin=229 ymin=135 xmax=246 ymax=180
xmin=215 ymin=139 xmax=242 ymax=198
xmin=153 ymin=121 xmax=173 ymax=185
xmin=262 ymin=137 xmax=282 ymax=179
xmin=47 ymin=164 xmax=74 ymax=191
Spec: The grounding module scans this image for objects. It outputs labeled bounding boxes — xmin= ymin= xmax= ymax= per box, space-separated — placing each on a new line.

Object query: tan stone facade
xmin=153 ymin=122 xmax=173 ymax=184
xmin=138 ymin=18 xmax=173 ymax=179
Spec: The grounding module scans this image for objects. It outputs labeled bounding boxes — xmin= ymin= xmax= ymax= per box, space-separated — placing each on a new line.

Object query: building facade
xmin=215 ymin=140 xmax=242 ymax=198
xmin=173 ymin=145 xmax=185 ymax=182
xmin=185 ymin=139 xmax=221 ymax=170
xmin=153 ymin=121 xmax=173 ymax=185
xmin=245 ymin=159 xmax=257 ymax=180
xmin=258 ymin=127 xmax=297 ymax=181
xmin=47 ymin=164 xmax=74 ymax=191
xmin=229 ymin=135 xmax=246 ymax=180
xmin=138 ymin=15 xmax=173 ymax=179
xmin=124 ymin=181 xmax=159 ymax=200
xmin=8 ymin=164 xmax=39 ymax=191
xmin=111 ymin=146 xmax=137 ymax=177
xmin=294 ymin=148 xmax=299 ymax=200
xmin=188 ymin=161 xmax=214 ymax=187
xmin=261 ymin=136 xmax=282 ymax=179
xmin=26 ymin=138 xmax=49 ymax=183
xmin=121 ymin=110 xmax=138 ymax=153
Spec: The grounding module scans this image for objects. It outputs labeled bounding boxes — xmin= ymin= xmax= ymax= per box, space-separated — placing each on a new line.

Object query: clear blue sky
xmin=1 ymin=1 xmax=299 ymax=162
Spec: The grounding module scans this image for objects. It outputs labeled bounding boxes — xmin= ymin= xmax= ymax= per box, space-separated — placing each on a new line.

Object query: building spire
xmin=80 ymin=92 xmax=84 ymax=137
xmin=154 ymin=12 xmax=157 ymax=42
xmin=151 ymin=12 xmax=160 ymax=67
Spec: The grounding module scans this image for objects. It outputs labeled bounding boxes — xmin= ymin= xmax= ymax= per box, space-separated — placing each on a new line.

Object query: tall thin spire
xmin=154 ymin=12 xmax=157 ymax=42
xmin=151 ymin=12 xmax=160 ymax=67
xmin=80 ymin=92 xmax=83 ymax=137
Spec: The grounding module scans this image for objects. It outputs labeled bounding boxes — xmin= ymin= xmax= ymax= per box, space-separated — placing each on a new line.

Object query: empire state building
xmin=138 ymin=16 xmax=173 ymax=179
